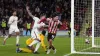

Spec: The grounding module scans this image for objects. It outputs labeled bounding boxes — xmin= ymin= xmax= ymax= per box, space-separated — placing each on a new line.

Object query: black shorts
xmin=47 ymin=33 xmax=56 ymax=41
xmin=2 ymin=27 xmax=6 ymax=30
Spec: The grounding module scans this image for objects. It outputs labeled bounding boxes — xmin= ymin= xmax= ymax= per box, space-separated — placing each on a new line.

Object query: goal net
xmin=71 ymin=0 xmax=100 ymax=55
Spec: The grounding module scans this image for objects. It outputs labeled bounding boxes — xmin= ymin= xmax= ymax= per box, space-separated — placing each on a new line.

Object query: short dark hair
xmin=13 ymin=10 xmax=17 ymax=12
xmin=40 ymin=13 xmax=46 ymax=18
xmin=52 ymin=12 xmax=58 ymax=18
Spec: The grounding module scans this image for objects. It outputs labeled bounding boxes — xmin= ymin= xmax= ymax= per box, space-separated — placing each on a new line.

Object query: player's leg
xmin=28 ymin=31 xmax=41 ymax=54
xmin=15 ymin=29 xmax=21 ymax=53
xmin=26 ymin=38 xmax=35 ymax=52
xmin=3 ymin=28 xmax=13 ymax=45
xmin=41 ymin=41 xmax=47 ymax=52
xmin=14 ymin=28 xmax=20 ymax=46
xmin=41 ymin=37 xmax=47 ymax=52
xmin=47 ymin=33 xmax=51 ymax=54
xmin=16 ymin=38 xmax=34 ymax=53
xmin=29 ymin=29 xmax=31 ymax=34
xmin=15 ymin=28 xmax=20 ymax=46
xmin=33 ymin=41 xmax=41 ymax=54
xmin=19 ymin=48 xmax=32 ymax=53
xmin=26 ymin=29 xmax=28 ymax=36
xmin=2 ymin=28 xmax=5 ymax=36
xmin=47 ymin=39 xmax=52 ymax=54
xmin=33 ymin=32 xmax=41 ymax=54
xmin=68 ymin=28 xmax=71 ymax=37
xmin=28 ymin=39 xmax=40 ymax=53
xmin=85 ymin=28 xmax=90 ymax=44
xmin=3 ymin=34 xmax=11 ymax=45
xmin=16 ymin=47 xmax=33 ymax=53
xmin=86 ymin=28 xmax=89 ymax=37
xmin=48 ymin=39 xmax=56 ymax=54
xmin=15 ymin=32 xmax=20 ymax=46
xmin=47 ymin=33 xmax=56 ymax=54
xmin=40 ymin=34 xmax=47 ymax=52
xmin=46 ymin=33 xmax=52 ymax=54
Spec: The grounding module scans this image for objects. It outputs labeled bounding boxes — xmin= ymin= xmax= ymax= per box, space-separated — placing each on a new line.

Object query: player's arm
xmin=46 ymin=18 xmax=51 ymax=21
xmin=8 ymin=17 xmax=14 ymax=25
xmin=17 ymin=18 xmax=22 ymax=23
xmin=37 ymin=22 xmax=48 ymax=28
xmin=43 ymin=25 xmax=48 ymax=27
xmin=39 ymin=18 xmax=50 ymax=23
xmin=26 ymin=6 xmax=34 ymax=19
xmin=58 ymin=20 xmax=62 ymax=25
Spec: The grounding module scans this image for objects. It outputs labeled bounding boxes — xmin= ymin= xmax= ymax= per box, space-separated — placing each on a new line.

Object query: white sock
xmin=16 ymin=36 xmax=20 ymax=44
xmin=54 ymin=49 xmax=57 ymax=54
xmin=4 ymin=35 xmax=8 ymax=41
xmin=47 ymin=49 xmax=51 ymax=54
xmin=29 ymin=40 xmax=38 ymax=47
xmin=34 ymin=42 xmax=41 ymax=52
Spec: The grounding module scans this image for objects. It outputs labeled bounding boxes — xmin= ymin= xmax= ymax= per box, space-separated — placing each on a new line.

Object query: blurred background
xmin=0 ymin=0 xmax=71 ymax=36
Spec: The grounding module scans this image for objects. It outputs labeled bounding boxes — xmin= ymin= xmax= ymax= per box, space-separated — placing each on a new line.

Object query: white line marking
xmin=80 ymin=47 xmax=92 ymax=52
xmin=64 ymin=53 xmax=72 ymax=56
xmin=64 ymin=47 xmax=92 ymax=56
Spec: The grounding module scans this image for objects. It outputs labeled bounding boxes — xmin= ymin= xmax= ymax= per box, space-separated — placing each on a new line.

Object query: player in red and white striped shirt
xmin=46 ymin=13 xmax=62 ymax=54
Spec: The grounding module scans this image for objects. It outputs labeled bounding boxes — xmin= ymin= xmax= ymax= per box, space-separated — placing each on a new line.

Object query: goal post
xmin=92 ymin=0 xmax=95 ymax=47
xmin=71 ymin=0 xmax=100 ymax=55
xmin=71 ymin=0 xmax=75 ymax=53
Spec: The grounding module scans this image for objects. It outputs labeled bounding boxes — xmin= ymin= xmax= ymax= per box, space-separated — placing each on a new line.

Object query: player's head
xmin=38 ymin=14 xmax=46 ymax=23
xmin=52 ymin=13 xmax=59 ymax=21
xmin=40 ymin=14 xmax=46 ymax=20
xmin=13 ymin=11 xmax=17 ymax=16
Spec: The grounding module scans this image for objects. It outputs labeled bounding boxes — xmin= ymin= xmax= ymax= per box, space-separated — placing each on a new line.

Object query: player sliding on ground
xmin=26 ymin=6 xmax=47 ymax=54
xmin=16 ymin=33 xmax=47 ymax=53
xmin=3 ymin=11 xmax=20 ymax=47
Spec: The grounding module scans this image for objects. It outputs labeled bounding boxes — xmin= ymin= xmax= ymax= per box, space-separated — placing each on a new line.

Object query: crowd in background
xmin=74 ymin=0 xmax=92 ymax=36
xmin=95 ymin=0 xmax=100 ymax=37
xmin=0 ymin=0 xmax=71 ymax=32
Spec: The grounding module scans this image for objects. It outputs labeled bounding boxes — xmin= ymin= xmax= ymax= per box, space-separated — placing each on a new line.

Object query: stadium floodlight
xmin=70 ymin=0 xmax=100 ymax=55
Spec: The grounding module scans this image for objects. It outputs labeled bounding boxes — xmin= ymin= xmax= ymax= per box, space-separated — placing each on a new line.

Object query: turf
xmin=0 ymin=36 xmax=70 ymax=56
xmin=0 ymin=36 xmax=100 ymax=56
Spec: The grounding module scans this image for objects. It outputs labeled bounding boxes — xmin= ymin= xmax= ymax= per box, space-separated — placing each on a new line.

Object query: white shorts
xmin=31 ymin=30 xmax=40 ymax=40
xmin=9 ymin=27 xmax=19 ymax=34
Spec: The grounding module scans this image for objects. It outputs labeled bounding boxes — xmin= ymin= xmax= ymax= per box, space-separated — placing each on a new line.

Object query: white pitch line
xmin=64 ymin=47 xmax=93 ymax=56
xmin=64 ymin=53 xmax=72 ymax=56
xmin=80 ymin=47 xmax=92 ymax=52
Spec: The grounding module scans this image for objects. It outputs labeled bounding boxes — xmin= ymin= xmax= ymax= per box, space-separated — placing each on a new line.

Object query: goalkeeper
xmin=16 ymin=30 xmax=47 ymax=53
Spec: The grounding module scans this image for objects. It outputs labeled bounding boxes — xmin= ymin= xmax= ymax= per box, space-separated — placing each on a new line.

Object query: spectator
xmin=55 ymin=5 xmax=61 ymax=13
xmin=0 ymin=0 xmax=70 ymax=34
xmin=1 ymin=17 xmax=7 ymax=37
xmin=26 ymin=16 xmax=32 ymax=36
xmin=35 ymin=6 xmax=40 ymax=13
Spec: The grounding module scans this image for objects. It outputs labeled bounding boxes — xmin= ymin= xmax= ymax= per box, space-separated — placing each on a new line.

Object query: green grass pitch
xmin=0 ymin=36 xmax=70 ymax=56
xmin=0 ymin=36 xmax=100 ymax=56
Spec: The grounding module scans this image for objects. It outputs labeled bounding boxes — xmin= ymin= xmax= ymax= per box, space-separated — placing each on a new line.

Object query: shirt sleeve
xmin=8 ymin=16 xmax=13 ymax=24
xmin=46 ymin=18 xmax=51 ymax=21
xmin=37 ymin=22 xmax=45 ymax=28
xmin=33 ymin=17 xmax=39 ymax=21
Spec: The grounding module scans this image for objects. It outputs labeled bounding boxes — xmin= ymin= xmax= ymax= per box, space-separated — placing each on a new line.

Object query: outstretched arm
xmin=26 ymin=6 xmax=34 ymax=18
xmin=58 ymin=20 xmax=62 ymax=25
